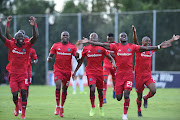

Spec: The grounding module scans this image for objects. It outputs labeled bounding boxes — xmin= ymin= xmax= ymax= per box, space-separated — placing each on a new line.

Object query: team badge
xmin=97 ymin=49 xmax=101 ymax=53
xmin=22 ymin=49 xmax=26 ymax=52
xmin=68 ymin=48 xmax=71 ymax=52
xmin=150 ymin=51 xmax=152 ymax=54
xmin=89 ymin=78 xmax=92 ymax=81
xmin=127 ymin=48 xmax=131 ymax=52
xmin=55 ymin=76 xmax=57 ymax=80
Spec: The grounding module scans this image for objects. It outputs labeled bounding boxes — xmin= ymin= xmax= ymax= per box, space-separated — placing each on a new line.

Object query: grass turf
xmin=0 ymin=85 xmax=180 ymax=120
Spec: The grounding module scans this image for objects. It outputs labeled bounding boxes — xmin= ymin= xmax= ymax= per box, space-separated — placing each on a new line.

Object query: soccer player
xmin=132 ymin=25 xmax=180 ymax=117
xmin=47 ymin=31 xmax=79 ymax=117
xmin=103 ymin=33 xmax=116 ymax=104
xmin=79 ymin=31 xmax=172 ymax=120
xmin=72 ymin=41 xmax=86 ymax=94
xmin=72 ymin=33 xmax=116 ymax=117
xmin=0 ymin=16 xmax=38 ymax=119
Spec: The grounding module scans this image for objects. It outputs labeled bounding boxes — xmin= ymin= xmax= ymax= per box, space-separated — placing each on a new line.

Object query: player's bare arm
xmin=166 ymin=35 xmax=180 ymax=43
xmin=72 ymin=55 xmax=85 ymax=80
xmin=29 ymin=16 xmax=38 ymax=45
xmin=5 ymin=16 xmax=13 ymax=40
xmin=79 ymin=37 xmax=111 ymax=50
xmin=0 ymin=18 xmax=7 ymax=43
xmin=132 ymin=25 xmax=139 ymax=45
xmin=75 ymin=52 xmax=80 ymax=60
xmin=47 ymin=54 xmax=54 ymax=62
xmin=106 ymin=54 xmax=117 ymax=69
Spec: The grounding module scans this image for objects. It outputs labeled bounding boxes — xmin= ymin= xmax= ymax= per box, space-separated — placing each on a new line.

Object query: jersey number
xmin=127 ymin=81 xmax=132 ymax=87
xmin=25 ymin=79 xmax=28 ymax=85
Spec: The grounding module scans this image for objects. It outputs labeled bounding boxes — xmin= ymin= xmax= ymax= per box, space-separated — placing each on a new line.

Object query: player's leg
xmin=20 ymin=89 xmax=27 ymax=119
xmin=103 ymin=68 xmax=109 ymax=103
xmin=72 ymin=76 xmax=77 ymax=94
xmin=143 ymin=76 xmax=156 ymax=108
xmin=12 ymin=91 xmax=19 ymax=116
xmin=111 ymin=68 xmax=116 ymax=99
xmin=18 ymin=89 xmax=22 ymax=113
xmin=89 ymin=84 xmax=96 ymax=116
xmin=136 ymin=93 xmax=143 ymax=117
xmin=54 ymin=79 xmax=62 ymax=115
xmin=97 ymin=75 xmax=104 ymax=116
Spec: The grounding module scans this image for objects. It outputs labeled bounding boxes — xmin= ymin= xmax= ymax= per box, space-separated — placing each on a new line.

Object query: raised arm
xmin=29 ymin=16 xmax=39 ymax=45
xmin=0 ymin=18 xmax=7 ymax=43
xmin=132 ymin=25 xmax=139 ymax=45
xmin=72 ymin=55 xmax=85 ymax=80
xmin=79 ymin=38 xmax=111 ymax=50
xmin=5 ymin=16 xmax=13 ymax=40
xmin=166 ymin=35 xmax=180 ymax=43
xmin=106 ymin=54 xmax=117 ymax=69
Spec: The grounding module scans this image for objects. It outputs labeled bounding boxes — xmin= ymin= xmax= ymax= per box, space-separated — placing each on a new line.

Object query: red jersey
xmin=50 ymin=42 xmax=77 ymax=73
xmin=110 ymin=43 xmax=140 ymax=74
xmin=135 ymin=50 xmax=156 ymax=75
xmin=82 ymin=45 xmax=109 ymax=75
xmin=28 ymin=48 xmax=38 ymax=66
xmin=5 ymin=39 xmax=32 ymax=74
xmin=103 ymin=42 xmax=116 ymax=68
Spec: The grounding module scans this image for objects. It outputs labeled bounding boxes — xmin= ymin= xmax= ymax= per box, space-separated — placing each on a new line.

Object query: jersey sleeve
xmin=50 ymin=44 xmax=56 ymax=54
xmin=82 ymin=46 xmax=87 ymax=57
xmin=5 ymin=39 xmax=12 ymax=49
xmin=133 ymin=44 xmax=140 ymax=52
xmin=72 ymin=45 xmax=77 ymax=56
xmin=31 ymin=49 xmax=38 ymax=60
xmin=110 ymin=43 xmax=117 ymax=52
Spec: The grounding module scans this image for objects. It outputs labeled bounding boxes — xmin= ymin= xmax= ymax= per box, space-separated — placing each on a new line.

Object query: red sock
xmin=98 ymin=95 xmax=103 ymax=107
xmin=144 ymin=92 xmax=154 ymax=100
xmin=90 ymin=96 xmax=95 ymax=108
xmin=22 ymin=102 xmax=27 ymax=116
xmin=55 ymin=90 xmax=60 ymax=106
xmin=26 ymin=90 xmax=29 ymax=99
xmin=103 ymin=82 xmax=107 ymax=99
xmin=18 ymin=93 xmax=22 ymax=110
xmin=61 ymin=92 xmax=67 ymax=107
xmin=136 ymin=99 xmax=142 ymax=112
xmin=124 ymin=98 xmax=130 ymax=114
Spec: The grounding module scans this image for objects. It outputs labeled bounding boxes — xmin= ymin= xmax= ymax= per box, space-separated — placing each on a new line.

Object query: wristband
xmin=6 ymin=21 xmax=10 ymax=27
xmin=157 ymin=45 xmax=161 ymax=49
xmin=34 ymin=22 xmax=37 ymax=28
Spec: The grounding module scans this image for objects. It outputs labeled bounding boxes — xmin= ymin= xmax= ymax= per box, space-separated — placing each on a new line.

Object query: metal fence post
xmin=45 ymin=14 xmax=49 ymax=82
xmin=115 ymin=12 xmax=118 ymax=43
xmin=78 ymin=13 xmax=82 ymax=40
xmin=152 ymin=10 xmax=157 ymax=72
xmin=13 ymin=16 xmax=17 ymax=35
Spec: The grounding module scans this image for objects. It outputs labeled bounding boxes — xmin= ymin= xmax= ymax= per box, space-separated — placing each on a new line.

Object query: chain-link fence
xmin=0 ymin=9 xmax=180 ymax=84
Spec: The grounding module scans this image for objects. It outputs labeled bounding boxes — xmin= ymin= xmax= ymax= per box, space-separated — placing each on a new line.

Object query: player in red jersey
xmin=79 ymin=31 xmax=172 ymax=120
xmin=132 ymin=25 xmax=180 ymax=117
xmin=0 ymin=16 xmax=38 ymax=119
xmin=103 ymin=33 xmax=116 ymax=104
xmin=72 ymin=33 xmax=116 ymax=117
xmin=47 ymin=31 xmax=79 ymax=117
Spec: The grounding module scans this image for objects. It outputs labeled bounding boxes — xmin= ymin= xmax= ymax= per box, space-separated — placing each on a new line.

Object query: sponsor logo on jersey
xmin=97 ymin=49 xmax=101 ymax=53
xmin=88 ymin=50 xmax=91 ymax=53
xmin=12 ymin=49 xmax=26 ymax=55
xmin=87 ymin=54 xmax=102 ymax=57
xmin=141 ymin=52 xmax=152 ymax=57
xmin=57 ymin=51 xmax=71 ymax=55
xmin=117 ymin=53 xmax=132 ymax=56
xmin=67 ymin=48 xmax=71 ymax=52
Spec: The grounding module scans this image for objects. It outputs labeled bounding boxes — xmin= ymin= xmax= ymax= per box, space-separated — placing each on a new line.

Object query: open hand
xmin=29 ymin=16 xmax=36 ymax=26
xmin=132 ymin=25 xmax=136 ymax=32
xmin=172 ymin=35 xmax=180 ymax=41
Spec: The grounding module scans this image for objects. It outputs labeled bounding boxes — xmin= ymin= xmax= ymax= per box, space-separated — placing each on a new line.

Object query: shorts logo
xmin=89 ymin=78 xmax=92 ymax=81
xmin=67 ymin=48 xmax=71 ymax=52
xmin=97 ymin=49 xmax=101 ymax=53
xmin=127 ymin=48 xmax=131 ymax=52
xmin=55 ymin=76 xmax=57 ymax=79
xmin=22 ymin=49 xmax=26 ymax=52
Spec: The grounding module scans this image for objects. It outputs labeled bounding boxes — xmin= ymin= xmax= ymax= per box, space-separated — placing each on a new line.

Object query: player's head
xmin=76 ymin=41 xmax=83 ymax=49
xmin=18 ymin=30 xmax=25 ymax=35
xmin=15 ymin=32 xmax=25 ymax=45
xmin=142 ymin=36 xmax=151 ymax=46
xmin=61 ymin=31 xmax=69 ymax=43
xmin=89 ymin=32 xmax=98 ymax=42
xmin=119 ymin=32 xmax=128 ymax=42
xmin=107 ymin=33 xmax=114 ymax=43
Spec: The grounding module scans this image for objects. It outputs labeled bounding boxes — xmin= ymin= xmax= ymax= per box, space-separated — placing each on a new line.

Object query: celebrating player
xmin=72 ymin=33 xmax=116 ymax=117
xmin=79 ymin=31 xmax=172 ymax=120
xmin=72 ymin=41 xmax=86 ymax=94
xmin=47 ymin=31 xmax=79 ymax=117
xmin=0 ymin=16 xmax=38 ymax=119
xmin=132 ymin=25 xmax=180 ymax=117
xmin=103 ymin=33 xmax=116 ymax=104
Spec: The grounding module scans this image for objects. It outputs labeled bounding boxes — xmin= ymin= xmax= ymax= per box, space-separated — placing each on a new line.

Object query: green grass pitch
xmin=0 ymin=85 xmax=180 ymax=120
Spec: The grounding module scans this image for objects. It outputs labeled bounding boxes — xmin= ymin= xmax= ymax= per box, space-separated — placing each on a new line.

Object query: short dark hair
xmin=107 ymin=33 xmax=114 ymax=37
